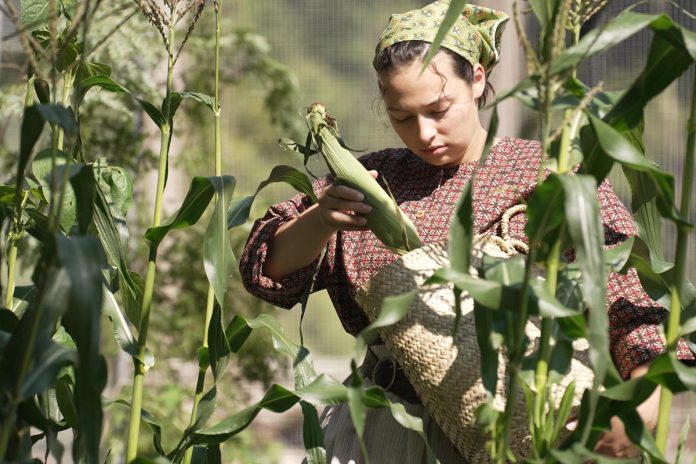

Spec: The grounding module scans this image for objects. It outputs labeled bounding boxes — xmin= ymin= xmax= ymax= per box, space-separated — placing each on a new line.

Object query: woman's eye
xmin=394 ymin=115 xmax=412 ymax=122
xmin=432 ymin=107 xmax=449 ymax=116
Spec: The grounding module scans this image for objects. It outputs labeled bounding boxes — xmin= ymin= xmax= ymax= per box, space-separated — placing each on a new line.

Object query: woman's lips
xmin=423 ymin=145 xmax=446 ymax=156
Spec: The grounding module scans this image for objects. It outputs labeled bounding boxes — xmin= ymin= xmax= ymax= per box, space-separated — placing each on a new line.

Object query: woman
xmin=240 ymin=1 xmax=693 ymax=462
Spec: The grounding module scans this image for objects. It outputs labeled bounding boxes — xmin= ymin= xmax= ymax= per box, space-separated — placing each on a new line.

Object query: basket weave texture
xmin=355 ymin=238 xmax=594 ymax=463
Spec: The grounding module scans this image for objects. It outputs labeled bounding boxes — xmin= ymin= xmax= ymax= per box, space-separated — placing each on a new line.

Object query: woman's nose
xmin=417 ymin=116 xmax=437 ymax=142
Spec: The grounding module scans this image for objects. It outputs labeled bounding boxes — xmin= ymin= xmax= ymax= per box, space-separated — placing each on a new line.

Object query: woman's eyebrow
xmin=386 ymin=95 xmax=452 ymax=112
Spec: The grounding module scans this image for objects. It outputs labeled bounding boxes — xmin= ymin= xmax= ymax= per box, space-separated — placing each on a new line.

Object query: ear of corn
xmin=305 ymin=103 xmax=422 ymax=255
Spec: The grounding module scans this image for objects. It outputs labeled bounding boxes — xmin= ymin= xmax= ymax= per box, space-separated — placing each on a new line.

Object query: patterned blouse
xmin=239 ymin=137 xmax=694 ymax=379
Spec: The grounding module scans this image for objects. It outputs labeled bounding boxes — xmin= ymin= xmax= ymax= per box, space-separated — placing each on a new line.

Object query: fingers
xmin=318 ymin=183 xmax=372 ymax=232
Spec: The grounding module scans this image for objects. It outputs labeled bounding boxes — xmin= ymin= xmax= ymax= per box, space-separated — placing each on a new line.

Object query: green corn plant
xmin=124 ymin=0 xmax=208 ymax=460
xmin=182 ymin=2 xmax=226 ymax=463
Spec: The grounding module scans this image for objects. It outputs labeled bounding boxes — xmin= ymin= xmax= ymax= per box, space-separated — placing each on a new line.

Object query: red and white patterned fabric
xmin=239 ymin=137 xmax=694 ymax=379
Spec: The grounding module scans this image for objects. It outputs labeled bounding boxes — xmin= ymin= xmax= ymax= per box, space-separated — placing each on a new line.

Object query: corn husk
xmin=303 ymin=103 xmax=422 ymax=255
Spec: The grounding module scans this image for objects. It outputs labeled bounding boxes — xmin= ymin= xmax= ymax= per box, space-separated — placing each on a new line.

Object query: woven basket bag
xmin=354 ymin=222 xmax=595 ymax=462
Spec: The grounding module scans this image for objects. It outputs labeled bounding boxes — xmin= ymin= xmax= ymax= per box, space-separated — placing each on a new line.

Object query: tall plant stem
xmin=125 ymin=12 xmax=177 ymax=461
xmin=0 ymin=73 xmax=41 ymax=457
xmin=183 ymin=288 xmax=215 ymax=464
xmin=532 ymin=109 xmax=573 ymax=445
xmin=655 ymin=69 xmax=696 ymax=453
xmin=5 ymin=77 xmax=36 ymax=311
xmin=183 ymin=4 xmax=222 ymax=461
xmin=495 ymin=251 xmax=535 ymax=462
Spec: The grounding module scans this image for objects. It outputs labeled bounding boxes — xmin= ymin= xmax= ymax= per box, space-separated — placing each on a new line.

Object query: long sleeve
xmin=598 ymin=180 xmax=695 ymax=378
xmin=238 ymin=176 xmax=331 ymax=309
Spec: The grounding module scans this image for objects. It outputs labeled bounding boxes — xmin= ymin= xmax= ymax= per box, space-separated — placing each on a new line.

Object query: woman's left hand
xmin=592 ymin=364 xmax=660 ymax=458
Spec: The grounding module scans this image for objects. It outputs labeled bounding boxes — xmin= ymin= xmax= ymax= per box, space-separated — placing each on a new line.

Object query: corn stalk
xmin=125 ymin=7 xmax=178 ymax=460
xmin=182 ymin=2 xmax=223 ymax=463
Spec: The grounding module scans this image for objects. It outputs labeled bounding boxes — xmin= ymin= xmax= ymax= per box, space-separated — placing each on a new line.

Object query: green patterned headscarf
xmin=375 ymin=1 xmax=510 ymax=73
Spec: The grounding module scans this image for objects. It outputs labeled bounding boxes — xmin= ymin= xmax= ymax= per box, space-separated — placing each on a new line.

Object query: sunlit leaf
xmin=449 ymin=180 xmax=473 ymax=275
xmin=227 ymin=165 xmax=317 ymax=229
xmin=556 ymin=174 xmax=620 ymax=443
xmin=93 ymin=183 xmax=142 ymax=324
xmin=170 ymin=91 xmax=216 ymax=120
xmin=102 ymin=286 xmax=154 ymax=371
xmin=426 ymin=268 xmax=503 ymax=309
xmin=203 ymin=176 xmax=236 ymax=307
xmin=246 ymin=314 xmax=317 ymax=389
xmin=550 ymin=11 xmax=657 ymax=76
xmin=581 ymin=114 xmax=682 ymax=224
xmin=352 ymin=290 xmax=415 ymax=364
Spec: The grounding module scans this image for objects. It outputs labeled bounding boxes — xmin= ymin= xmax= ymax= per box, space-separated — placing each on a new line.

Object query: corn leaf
xmin=556 ymin=173 xmax=620 ymax=443
xmin=301 ymin=401 xmax=326 ymax=464
xmin=426 ymin=268 xmax=502 ymax=309
xmin=352 ymin=290 xmax=416 ymax=365
xmin=93 ymin=181 xmax=143 ymax=324
xmin=619 ymin=410 xmax=666 ymax=462
xmin=35 ymin=104 xmax=76 ymax=135
xmin=79 ymin=75 xmax=166 ymax=128
xmin=145 ymin=176 xmax=220 ymax=247
xmin=102 ymin=286 xmax=154 ymax=372
xmin=203 ymin=176 xmax=236 ymax=307
xmin=17 ymin=106 xmax=44 ymax=198
xmin=20 ymin=342 xmax=76 ymax=399
xmin=56 ymin=235 xmax=106 ymax=463
xmin=449 ymin=181 xmax=473 ymax=275
xmin=69 ymin=165 xmax=97 ymax=236
xmin=474 ymin=302 xmax=498 ymax=396
xmin=169 ymin=92 xmax=216 ymax=120
xmin=190 ymin=379 xmax=338 ymax=446
xmin=207 ymin=306 xmax=230 ymax=383
xmin=227 ymin=165 xmax=316 ymax=230
xmin=581 ymin=113 xmax=682 ymax=224
xmin=31 ymin=149 xmax=78 ymax=233
xmin=0 ymin=266 xmax=70 ymax=400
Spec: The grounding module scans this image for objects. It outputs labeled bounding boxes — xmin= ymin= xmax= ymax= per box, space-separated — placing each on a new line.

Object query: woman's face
xmin=378 ymin=52 xmax=486 ymax=167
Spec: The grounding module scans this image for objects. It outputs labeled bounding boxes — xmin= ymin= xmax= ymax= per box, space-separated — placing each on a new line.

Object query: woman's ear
xmin=471 ymin=62 xmax=486 ymax=99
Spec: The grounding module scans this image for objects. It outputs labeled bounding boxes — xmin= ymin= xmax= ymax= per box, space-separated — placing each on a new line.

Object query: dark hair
xmin=372 ymin=40 xmax=493 ymax=110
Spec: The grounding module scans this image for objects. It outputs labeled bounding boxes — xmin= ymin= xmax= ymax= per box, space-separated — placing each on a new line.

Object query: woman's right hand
xmin=263 ymin=170 xmax=378 ymax=281
xmin=315 ymin=175 xmax=374 ymax=233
